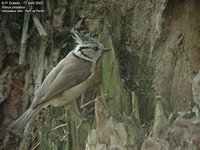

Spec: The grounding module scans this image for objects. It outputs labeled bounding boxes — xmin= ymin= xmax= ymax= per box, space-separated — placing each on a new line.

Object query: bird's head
xmin=72 ymin=29 xmax=110 ymax=64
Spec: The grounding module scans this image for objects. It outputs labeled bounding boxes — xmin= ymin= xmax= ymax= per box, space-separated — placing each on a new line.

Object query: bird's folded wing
xmin=31 ymin=57 xmax=92 ymax=108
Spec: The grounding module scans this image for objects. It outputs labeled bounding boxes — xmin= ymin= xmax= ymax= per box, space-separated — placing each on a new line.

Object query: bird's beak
xmin=102 ymin=48 xmax=111 ymax=52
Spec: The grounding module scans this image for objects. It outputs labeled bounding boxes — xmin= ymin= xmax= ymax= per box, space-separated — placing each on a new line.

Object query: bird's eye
xmin=93 ymin=46 xmax=98 ymax=51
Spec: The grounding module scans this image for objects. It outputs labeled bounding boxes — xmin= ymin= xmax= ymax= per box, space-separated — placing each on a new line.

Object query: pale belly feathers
xmin=49 ymin=72 xmax=94 ymax=107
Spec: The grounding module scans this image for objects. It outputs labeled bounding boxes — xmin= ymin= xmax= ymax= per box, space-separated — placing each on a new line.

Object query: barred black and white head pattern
xmin=72 ymin=29 xmax=108 ymax=64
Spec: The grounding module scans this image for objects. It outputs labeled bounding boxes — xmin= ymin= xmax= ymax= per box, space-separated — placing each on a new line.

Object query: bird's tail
xmin=8 ymin=106 xmax=42 ymax=133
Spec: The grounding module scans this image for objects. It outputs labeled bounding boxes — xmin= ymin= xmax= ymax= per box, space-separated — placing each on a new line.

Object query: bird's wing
xmin=31 ymin=55 xmax=92 ymax=108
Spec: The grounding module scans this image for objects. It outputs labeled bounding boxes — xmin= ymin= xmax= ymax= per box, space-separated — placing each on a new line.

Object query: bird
xmin=8 ymin=29 xmax=110 ymax=133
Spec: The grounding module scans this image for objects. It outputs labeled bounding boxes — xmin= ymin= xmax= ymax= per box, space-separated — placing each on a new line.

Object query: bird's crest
xmin=71 ymin=29 xmax=101 ymax=46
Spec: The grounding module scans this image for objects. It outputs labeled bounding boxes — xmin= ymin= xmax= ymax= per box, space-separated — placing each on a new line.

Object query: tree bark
xmin=1 ymin=0 xmax=200 ymax=150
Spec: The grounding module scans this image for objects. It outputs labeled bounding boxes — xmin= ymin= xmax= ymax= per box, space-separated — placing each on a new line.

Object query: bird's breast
xmin=49 ymin=68 xmax=95 ymax=107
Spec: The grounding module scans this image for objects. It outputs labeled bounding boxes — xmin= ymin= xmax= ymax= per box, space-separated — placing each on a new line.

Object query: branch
xmin=19 ymin=13 xmax=30 ymax=64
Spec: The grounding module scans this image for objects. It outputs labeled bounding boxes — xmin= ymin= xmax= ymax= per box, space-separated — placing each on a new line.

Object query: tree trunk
xmin=0 ymin=0 xmax=200 ymax=150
